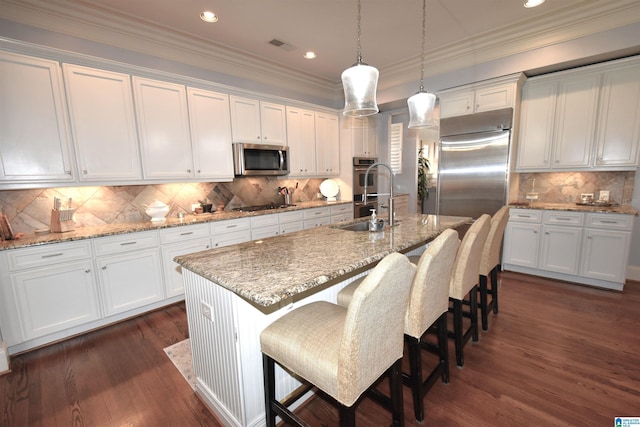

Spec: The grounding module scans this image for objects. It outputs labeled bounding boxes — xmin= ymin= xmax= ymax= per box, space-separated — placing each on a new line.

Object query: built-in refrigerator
xmin=437 ymin=108 xmax=512 ymax=219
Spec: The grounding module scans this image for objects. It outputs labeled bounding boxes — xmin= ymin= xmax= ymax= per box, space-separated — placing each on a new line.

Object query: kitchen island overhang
xmin=174 ymin=214 xmax=471 ymax=426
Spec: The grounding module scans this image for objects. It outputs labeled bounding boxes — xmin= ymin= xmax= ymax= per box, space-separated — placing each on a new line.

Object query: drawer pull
xmin=600 ymin=220 xmax=618 ymax=224
xmin=41 ymin=253 xmax=64 ymax=258
xmin=517 ymin=214 xmax=531 ymax=218
xmin=556 ymin=218 xmax=572 ymax=221
xmin=226 ymin=224 xmax=238 ymax=229
xmin=180 ymin=232 xmax=194 ymax=236
xmin=120 ymin=241 xmax=137 ymax=246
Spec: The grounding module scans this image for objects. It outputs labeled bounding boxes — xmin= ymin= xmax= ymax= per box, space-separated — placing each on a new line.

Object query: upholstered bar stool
xmin=260 ymin=253 xmax=416 ymax=427
xmin=337 ymin=229 xmax=460 ymax=422
xmin=448 ymin=214 xmax=490 ymax=367
xmin=479 ymin=206 xmax=509 ymax=331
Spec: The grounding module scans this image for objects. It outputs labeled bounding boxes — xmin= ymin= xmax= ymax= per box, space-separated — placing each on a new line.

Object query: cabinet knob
xmin=83 ymin=170 xmax=88 ymax=174
xmin=187 ymin=169 xmax=191 ymax=173
xmin=197 ymin=169 xmax=201 ymax=173
xmin=206 ymin=245 xmax=210 ymax=249
xmin=533 ymin=230 xmax=538 ymax=234
xmin=85 ymin=269 xmax=91 ymax=273
xmin=66 ymin=170 xmax=72 ymax=175
xmin=102 ymin=266 xmax=107 ymax=270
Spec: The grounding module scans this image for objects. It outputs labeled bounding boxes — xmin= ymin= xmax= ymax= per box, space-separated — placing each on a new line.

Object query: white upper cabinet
xmin=594 ymin=62 xmax=640 ymax=168
xmin=133 ymin=77 xmax=193 ymax=179
xmin=63 ymin=64 xmax=142 ymax=181
xmin=230 ymin=95 xmax=286 ymax=145
xmin=0 ymin=51 xmax=74 ymax=184
xmin=286 ymin=106 xmax=317 ymax=176
xmin=315 ymin=112 xmax=340 ymax=176
xmin=350 ymin=117 xmax=377 ymax=157
xmin=517 ymin=57 xmax=640 ymax=172
xmin=187 ymin=88 xmax=234 ymax=181
xmin=552 ymin=73 xmax=600 ymax=168
xmin=438 ymin=76 xmax=521 ymax=118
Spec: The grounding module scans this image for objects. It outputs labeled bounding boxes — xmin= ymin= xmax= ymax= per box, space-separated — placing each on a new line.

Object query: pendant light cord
xmin=356 ymin=0 xmax=363 ymax=64
xmin=419 ymin=0 xmax=426 ymax=92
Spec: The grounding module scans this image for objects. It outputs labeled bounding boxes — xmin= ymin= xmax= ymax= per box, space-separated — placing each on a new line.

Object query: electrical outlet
xmin=201 ymin=301 xmax=213 ymax=321
xmin=316 ymin=192 xmax=323 ymax=199
xmin=525 ymin=192 xmax=538 ymax=200
xmin=599 ymin=190 xmax=610 ymax=201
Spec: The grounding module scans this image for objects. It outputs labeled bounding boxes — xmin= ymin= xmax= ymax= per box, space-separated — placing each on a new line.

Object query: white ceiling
xmin=2 ymin=0 xmax=640 ymax=105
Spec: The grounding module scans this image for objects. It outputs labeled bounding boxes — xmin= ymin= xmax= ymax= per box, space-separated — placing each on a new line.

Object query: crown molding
xmin=378 ymin=0 xmax=640 ymax=91
xmin=0 ymin=0 xmax=342 ymax=104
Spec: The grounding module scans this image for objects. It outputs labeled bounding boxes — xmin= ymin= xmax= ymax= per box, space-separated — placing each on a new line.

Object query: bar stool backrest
xmin=449 ymin=215 xmax=491 ymax=300
xmin=479 ymin=206 xmax=510 ymax=277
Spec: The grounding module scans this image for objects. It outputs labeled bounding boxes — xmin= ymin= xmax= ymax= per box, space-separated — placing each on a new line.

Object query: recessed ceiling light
xmin=200 ymin=11 xmax=218 ymax=23
xmin=524 ymin=0 xmax=545 ymax=8
xmin=304 ymin=51 xmax=317 ymax=59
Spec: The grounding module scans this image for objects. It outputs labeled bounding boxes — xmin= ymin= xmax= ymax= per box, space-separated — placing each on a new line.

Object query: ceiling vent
xmin=268 ymin=38 xmax=296 ymax=52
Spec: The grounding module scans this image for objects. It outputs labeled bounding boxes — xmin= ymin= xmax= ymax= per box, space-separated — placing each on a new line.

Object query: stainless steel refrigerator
xmin=437 ymin=108 xmax=512 ymax=219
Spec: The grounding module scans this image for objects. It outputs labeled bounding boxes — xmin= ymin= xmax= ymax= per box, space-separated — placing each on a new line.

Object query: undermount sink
xmin=336 ymin=221 xmax=372 ymax=232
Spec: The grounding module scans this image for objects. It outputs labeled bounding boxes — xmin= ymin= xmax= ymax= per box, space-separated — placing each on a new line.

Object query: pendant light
xmin=341 ymin=0 xmax=379 ymax=117
xmin=407 ymin=0 xmax=438 ymax=129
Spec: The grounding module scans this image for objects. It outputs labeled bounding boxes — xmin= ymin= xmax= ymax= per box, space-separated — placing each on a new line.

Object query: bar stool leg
xmin=471 ymin=285 xmax=479 ymax=343
xmin=406 ymin=337 xmax=424 ymax=422
xmin=492 ymin=266 xmax=500 ymax=314
xmin=389 ymin=359 xmax=404 ymax=427
xmin=262 ymin=354 xmax=277 ymax=427
xmin=437 ymin=313 xmax=450 ymax=383
xmin=451 ymin=299 xmax=464 ymax=367
xmin=479 ymin=274 xmax=489 ymax=331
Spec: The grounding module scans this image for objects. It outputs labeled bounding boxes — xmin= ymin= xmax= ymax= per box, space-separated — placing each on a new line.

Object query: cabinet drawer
xmin=279 ymin=210 xmax=304 ymax=224
xmin=330 ymin=204 xmax=354 ymax=215
xmin=159 ymin=223 xmax=210 ymax=244
xmin=303 ymin=207 xmax=330 ymax=220
xmin=210 ymin=218 xmax=250 ymax=234
xmin=508 ymin=209 xmax=542 ymax=223
xmin=93 ymin=230 xmax=160 ymax=256
xmin=543 ymin=211 xmax=584 ymax=226
xmin=250 ymin=213 xmax=279 ymax=228
xmin=585 ymin=213 xmax=633 ymax=230
xmin=7 ymin=240 xmax=93 ymax=271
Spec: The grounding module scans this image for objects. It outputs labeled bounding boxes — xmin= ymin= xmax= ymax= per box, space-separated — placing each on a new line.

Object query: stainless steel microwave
xmin=232 ymin=143 xmax=290 ymax=176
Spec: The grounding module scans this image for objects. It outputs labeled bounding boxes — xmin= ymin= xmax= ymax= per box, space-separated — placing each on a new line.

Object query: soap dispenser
xmin=369 ymin=209 xmax=378 ymax=231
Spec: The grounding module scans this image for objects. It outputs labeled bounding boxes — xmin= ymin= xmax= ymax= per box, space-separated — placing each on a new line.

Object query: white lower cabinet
xmin=160 ymin=224 xmax=211 ymax=298
xmin=503 ymin=208 xmax=633 ymax=290
xmin=93 ymin=231 xmax=165 ymax=316
xmin=211 ymin=218 xmax=252 ymax=248
xmin=279 ymin=210 xmax=304 ymax=235
xmin=250 ymin=214 xmax=280 ymax=240
xmin=330 ymin=204 xmax=355 ymax=223
xmin=4 ymin=240 xmax=100 ymax=342
xmin=303 ymin=206 xmax=331 ymax=229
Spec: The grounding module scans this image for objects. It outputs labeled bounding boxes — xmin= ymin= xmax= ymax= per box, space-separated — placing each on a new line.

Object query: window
xmin=389 ymin=123 xmax=403 ymax=174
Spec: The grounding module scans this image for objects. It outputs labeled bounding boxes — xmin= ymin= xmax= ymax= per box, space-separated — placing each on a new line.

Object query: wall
xmin=0 ymin=178 xmax=327 ymax=236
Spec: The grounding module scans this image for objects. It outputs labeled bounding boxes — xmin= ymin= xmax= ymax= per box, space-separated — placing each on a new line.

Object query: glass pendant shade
xmin=342 ymin=62 xmax=379 ymax=117
xmin=408 ymin=91 xmax=438 ymax=129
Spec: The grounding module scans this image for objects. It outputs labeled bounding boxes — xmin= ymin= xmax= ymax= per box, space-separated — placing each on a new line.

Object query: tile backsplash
xmin=0 ymin=177 xmax=330 ymax=235
xmin=516 ymin=171 xmax=635 ymax=204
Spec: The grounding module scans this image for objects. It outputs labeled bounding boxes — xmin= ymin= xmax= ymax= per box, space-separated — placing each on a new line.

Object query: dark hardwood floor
xmin=2 ymin=272 xmax=639 ymax=426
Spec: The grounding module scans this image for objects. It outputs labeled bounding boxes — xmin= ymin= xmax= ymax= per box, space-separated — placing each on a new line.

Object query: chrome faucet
xmin=363 ymin=162 xmax=396 ymax=226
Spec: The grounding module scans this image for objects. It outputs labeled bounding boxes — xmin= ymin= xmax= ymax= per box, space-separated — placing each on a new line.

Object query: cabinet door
xmin=97 ymin=248 xmax=164 ymax=316
xmin=230 ymin=95 xmax=262 ymax=143
xmin=315 ymin=112 xmax=340 ymax=176
xmin=63 ymin=64 xmax=141 ymax=181
xmin=11 ymin=260 xmax=100 ymax=340
xmin=0 ymin=51 xmax=74 ymax=183
xmin=516 ymin=80 xmax=557 ymax=170
xmin=286 ymin=107 xmax=317 ymax=176
xmin=502 ymin=222 xmax=541 ymax=268
xmin=539 ymin=225 xmax=582 ymax=275
xmin=161 ymin=238 xmax=210 ymax=298
xmin=474 ymin=83 xmax=514 ymax=113
xmin=351 ymin=117 xmax=377 ymax=157
xmin=438 ymin=89 xmax=473 ymax=118
xmin=260 ymin=101 xmax=287 ymax=145
xmin=594 ymin=65 xmax=640 ymax=168
xmin=581 ymin=229 xmax=630 ymax=283
xmin=187 ymin=88 xmax=234 ymax=180
xmin=553 ymin=74 xmax=600 ymax=168
xmin=133 ymin=77 xmax=193 ymax=179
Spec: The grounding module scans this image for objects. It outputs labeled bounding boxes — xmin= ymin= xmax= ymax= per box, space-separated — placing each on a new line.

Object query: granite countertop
xmin=174 ymin=214 xmax=471 ymax=310
xmin=0 ymin=200 xmax=352 ymax=251
xmin=509 ymin=202 xmax=638 ymax=215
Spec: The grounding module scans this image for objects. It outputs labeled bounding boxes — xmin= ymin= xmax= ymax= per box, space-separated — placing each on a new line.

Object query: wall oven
xmin=353 ymin=157 xmax=378 ymax=218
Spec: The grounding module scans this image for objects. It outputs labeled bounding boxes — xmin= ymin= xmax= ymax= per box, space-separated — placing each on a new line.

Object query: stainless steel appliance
xmin=437 ymin=108 xmax=512 ymax=219
xmin=233 ymin=143 xmax=289 ymax=176
xmin=352 ymin=157 xmax=378 ymax=218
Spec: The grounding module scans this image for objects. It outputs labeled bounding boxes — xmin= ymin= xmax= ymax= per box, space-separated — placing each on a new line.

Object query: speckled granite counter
xmin=0 ymin=200 xmax=351 ymax=250
xmin=509 ymin=202 xmax=638 ymax=215
xmin=174 ymin=214 xmax=471 ymax=308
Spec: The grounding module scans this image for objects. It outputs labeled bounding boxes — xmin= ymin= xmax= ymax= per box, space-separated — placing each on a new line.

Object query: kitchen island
xmin=174 ymin=213 xmax=471 ymax=427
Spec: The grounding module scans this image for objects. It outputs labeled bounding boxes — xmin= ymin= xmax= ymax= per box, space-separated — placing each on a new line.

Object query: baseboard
xmin=0 ymin=340 xmax=9 ymax=375
xmin=627 ymin=265 xmax=640 ymax=282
